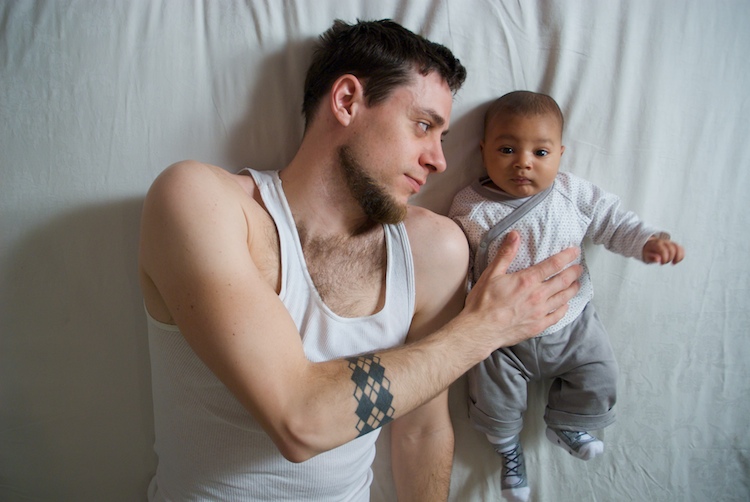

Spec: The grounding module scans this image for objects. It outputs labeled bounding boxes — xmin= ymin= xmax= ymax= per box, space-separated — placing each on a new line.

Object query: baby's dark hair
xmin=485 ymin=90 xmax=564 ymax=134
xmin=303 ymin=19 xmax=467 ymax=128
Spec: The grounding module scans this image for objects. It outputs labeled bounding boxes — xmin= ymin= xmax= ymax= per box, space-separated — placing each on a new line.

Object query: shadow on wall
xmin=0 ymin=198 xmax=154 ymax=501
xmin=225 ymin=38 xmax=316 ymax=172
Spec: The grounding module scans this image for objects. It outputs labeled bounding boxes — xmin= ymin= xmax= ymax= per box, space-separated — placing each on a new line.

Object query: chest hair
xmin=298 ymin=227 xmax=386 ymax=318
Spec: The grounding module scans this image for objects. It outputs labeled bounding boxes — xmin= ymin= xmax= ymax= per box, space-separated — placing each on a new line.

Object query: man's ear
xmin=479 ymin=139 xmax=485 ymax=154
xmin=330 ymin=74 xmax=364 ymax=127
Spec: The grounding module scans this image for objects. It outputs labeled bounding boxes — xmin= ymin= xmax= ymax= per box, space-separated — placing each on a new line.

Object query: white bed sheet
xmin=1 ymin=1 xmax=748 ymax=500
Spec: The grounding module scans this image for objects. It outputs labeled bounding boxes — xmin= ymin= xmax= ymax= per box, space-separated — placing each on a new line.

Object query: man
xmin=139 ymin=19 xmax=581 ymax=501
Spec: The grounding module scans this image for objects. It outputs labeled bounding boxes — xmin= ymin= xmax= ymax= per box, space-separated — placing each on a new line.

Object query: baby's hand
xmin=642 ymin=237 xmax=685 ymax=265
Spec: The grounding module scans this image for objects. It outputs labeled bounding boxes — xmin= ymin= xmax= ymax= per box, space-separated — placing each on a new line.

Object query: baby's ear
xmin=560 ymin=145 xmax=566 ymax=156
xmin=479 ymin=140 xmax=485 ymax=153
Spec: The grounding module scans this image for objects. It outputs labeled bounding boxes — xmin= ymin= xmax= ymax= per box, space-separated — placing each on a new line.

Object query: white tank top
xmin=147 ymin=168 xmax=415 ymax=501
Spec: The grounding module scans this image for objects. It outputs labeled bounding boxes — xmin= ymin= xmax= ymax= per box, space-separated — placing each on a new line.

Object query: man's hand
xmin=461 ymin=231 xmax=582 ymax=358
xmin=643 ymin=236 xmax=685 ymax=265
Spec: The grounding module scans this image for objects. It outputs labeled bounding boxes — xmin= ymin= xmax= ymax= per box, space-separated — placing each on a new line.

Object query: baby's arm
xmin=642 ymin=236 xmax=685 ymax=265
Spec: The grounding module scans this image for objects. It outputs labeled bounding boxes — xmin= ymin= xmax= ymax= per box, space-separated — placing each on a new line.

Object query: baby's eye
xmin=535 ymin=149 xmax=549 ymax=157
xmin=499 ymin=147 xmax=514 ymax=154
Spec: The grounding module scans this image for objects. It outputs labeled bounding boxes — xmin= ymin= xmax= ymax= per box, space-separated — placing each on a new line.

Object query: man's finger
xmin=532 ymin=247 xmax=581 ymax=282
xmin=545 ymin=265 xmax=582 ymax=306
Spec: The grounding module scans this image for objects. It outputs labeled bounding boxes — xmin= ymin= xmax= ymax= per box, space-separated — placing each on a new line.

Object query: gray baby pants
xmin=468 ymin=303 xmax=618 ymax=437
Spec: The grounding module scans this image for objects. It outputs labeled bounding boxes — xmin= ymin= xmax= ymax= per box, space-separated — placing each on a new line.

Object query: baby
xmin=449 ymin=90 xmax=684 ymax=502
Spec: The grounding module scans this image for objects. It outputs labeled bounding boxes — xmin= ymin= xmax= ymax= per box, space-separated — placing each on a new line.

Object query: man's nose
xmin=422 ymin=140 xmax=447 ymax=173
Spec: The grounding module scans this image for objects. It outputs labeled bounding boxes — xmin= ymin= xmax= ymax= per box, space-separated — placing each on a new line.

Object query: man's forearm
xmin=293 ymin=244 xmax=582 ymax=458
xmin=390 ymin=396 xmax=455 ymax=501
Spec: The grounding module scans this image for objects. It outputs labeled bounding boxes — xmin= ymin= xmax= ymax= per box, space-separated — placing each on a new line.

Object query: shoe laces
xmin=503 ymin=444 xmax=523 ymax=477
xmin=560 ymin=430 xmax=594 ymax=444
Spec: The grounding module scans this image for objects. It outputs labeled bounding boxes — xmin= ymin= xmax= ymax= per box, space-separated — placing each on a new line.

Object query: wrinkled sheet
xmin=1 ymin=1 xmax=748 ymax=500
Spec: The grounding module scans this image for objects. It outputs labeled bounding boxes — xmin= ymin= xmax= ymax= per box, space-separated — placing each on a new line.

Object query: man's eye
xmin=536 ymin=150 xmax=549 ymax=157
xmin=418 ymin=122 xmax=430 ymax=133
xmin=499 ymin=147 xmax=513 ymax=154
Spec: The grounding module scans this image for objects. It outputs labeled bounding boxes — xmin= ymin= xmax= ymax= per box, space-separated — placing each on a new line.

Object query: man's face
xmin=481 ymin=113 xmax=564 ymax=198
xmin=340 ymin=72 xmax=453 ymax=224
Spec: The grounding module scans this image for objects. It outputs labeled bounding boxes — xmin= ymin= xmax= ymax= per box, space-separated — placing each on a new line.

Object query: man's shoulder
xmin=403 ymin=205 xmax=468 ymax=263
xmin=139 ymin=161 xmax=262 ymax=323
xmin=150 ymin=160 xmax=243 ymax=195
xmin=403 ymin=205 xmax=463 ymax=236
xmin=146 ymin=161 xmax=263 ymax=216
xmin=402 ymin=205 xmax=469 ymax=333
xmin=141 ymin=161 xmax=274 ymax=257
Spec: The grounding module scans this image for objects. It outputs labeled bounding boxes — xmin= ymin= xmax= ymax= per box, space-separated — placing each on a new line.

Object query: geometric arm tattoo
xmin=346 ymin=354 xmax=395 ymax=437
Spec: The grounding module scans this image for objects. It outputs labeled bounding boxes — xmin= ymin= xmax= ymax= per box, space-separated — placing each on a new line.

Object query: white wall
xmin=1 ymin=1 xmax=749 ymax=500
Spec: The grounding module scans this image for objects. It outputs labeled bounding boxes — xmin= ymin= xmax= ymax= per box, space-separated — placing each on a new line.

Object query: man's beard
xmin=338 ymin=145 xmax=407 ymax=226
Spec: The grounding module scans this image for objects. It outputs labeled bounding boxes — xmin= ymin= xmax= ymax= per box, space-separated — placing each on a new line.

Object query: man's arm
xmin=390 ymin=207 xmax=468 ymax=501
xmin=390 ymin=398 xmax=454 ymax=501
xmin=139 ymin=161 xmax=582 ymax=463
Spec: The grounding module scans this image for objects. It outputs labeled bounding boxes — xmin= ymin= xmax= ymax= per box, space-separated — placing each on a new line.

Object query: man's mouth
xmin=406 ymin=175 xmax=425 ymax=193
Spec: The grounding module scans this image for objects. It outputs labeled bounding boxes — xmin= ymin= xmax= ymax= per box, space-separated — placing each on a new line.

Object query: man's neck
xmin=279 ymin=151 xmax=387 ymax=318
xmin=279 ymin=149 xmax=374 ymax=239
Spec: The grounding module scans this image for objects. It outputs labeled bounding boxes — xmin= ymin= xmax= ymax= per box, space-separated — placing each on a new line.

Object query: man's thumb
xmin=485 ymin=230 xmax=520 ymax=276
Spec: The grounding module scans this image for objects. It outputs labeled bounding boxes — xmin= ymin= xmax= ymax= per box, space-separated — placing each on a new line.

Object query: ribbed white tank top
xmin=147 ymin=168 xmax=415 ymax=501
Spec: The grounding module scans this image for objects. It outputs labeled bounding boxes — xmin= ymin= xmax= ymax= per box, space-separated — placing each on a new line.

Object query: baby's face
xmin=481 ymin=113 xmax=564 ymax=198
